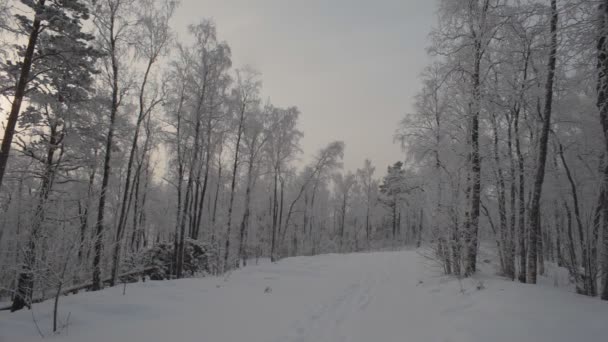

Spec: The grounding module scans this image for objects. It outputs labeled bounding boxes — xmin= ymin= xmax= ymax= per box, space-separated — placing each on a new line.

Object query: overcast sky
xmin=172 ymin=0 xmax=437 ymax=173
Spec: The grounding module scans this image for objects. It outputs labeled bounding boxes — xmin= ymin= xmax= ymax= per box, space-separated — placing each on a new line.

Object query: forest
xmin=0 ymin=0 xmax=607 ymax=327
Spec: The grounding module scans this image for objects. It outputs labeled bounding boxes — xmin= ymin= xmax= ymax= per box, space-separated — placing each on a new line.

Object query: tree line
xmin=397 ymin=0 xmax=608 ymax=300
xmin=0 ymin=0 xmax=423 ymax=316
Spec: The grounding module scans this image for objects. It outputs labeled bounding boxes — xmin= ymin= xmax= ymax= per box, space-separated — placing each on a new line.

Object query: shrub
xmin=122 ymin=239 xmax=218 ymax=281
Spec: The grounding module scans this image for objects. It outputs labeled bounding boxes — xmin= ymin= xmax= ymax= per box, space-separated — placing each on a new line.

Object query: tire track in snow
xmin=276 ymin=267 xmax=378 ymax=342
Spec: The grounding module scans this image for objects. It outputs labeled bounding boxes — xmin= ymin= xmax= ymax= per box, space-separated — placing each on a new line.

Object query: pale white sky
xmin=172 ymin=0 xmax=437 ymax=173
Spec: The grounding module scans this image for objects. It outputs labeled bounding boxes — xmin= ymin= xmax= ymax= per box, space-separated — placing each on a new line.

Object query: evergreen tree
xmin=0 ymin=0 xmax=98 ymax=192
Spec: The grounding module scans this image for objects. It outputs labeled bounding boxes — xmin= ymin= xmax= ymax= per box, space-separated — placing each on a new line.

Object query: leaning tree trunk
xmin=0 ymin=0 xmax=45 ymax=189
xmin=595 ymin=0 xmax=608 ymax=301
xmin=588 ymin=187 xmax=602 ymax=296
xmin=111 ymin=58 xmax=156 ymax=286
xmin=558 ymin=142 xmax=592 ymax=295
xmin=527 ymin=0 xmax=557 ymax=284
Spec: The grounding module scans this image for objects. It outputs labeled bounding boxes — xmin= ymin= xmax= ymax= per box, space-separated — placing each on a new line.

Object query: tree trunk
xmin=465 ymin=41 xmax=482 ymax=277
xmin=211 ymin=139 xmax=224 ymax=247
xmin=77 ymin=163 xmax=97 ymax=284
xmin=172 ymin=86 xmax=186 ymax=276
xmin=138 ymin=156 xmax=151 ymax=250
xmin=451 ymin=205 xmax=461 ymax=276
xmin=339 ymin=193 xmax=347 ymax=251
xmin=0 ymin=0 xmax=45 ymax=189
xmin=491 ymin=110 xmax=513 ymax=278
xmin=554 ymin=202 xmax=563 ymax=267
xmin=278 ymin=179 xmax=285 ymax=256
xmin=516 ymin=107 xmax=527 ymax=283
xmin=223 ymin=104 xmax=245 ymax=271
xmin=238 ymin=153 xmax=256 ymax=266
xmin=193 ymin=133 xmax=212 ymax=241
xmin=300 ymin=192 xmax=309 ymax=255
xmin=270 ymin=167 xmax=279 ymax=262
xmin=538 ymin=220 xmax=545 ymax=276
xmin=177 ymin=87 xmax=205 ymax=278
xmin=601 ymin=179 xmax=608 ymax=299
xmin=563 ymin=201 xmax=580 ymax=287
xmin=527 ymin=0 xmax=557 ymax=284
xmin=558 ymin=142 xmax=592 ymax=294
xmin=392 ymin=200 xmax=397 ymax=240
xmin=92 ymin=14 xmax=122 ymax=291
xmin=111 ymin=59 xmax=155 ymax=286
xmin=11 ymin=133 xmax=58 ymax=311
xmin=417 ymin=208 xmax=423 ymax=248
xmin=308 ymin=182 xmax=319 ymax=255
xmin=595 ymin=0 xmax=608 ymax=301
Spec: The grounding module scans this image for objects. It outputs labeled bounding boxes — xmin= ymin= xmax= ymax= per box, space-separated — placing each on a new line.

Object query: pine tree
xmin=7 ymin=1 xmax=100 ymax=310
xmin=0 ymin=0 xmax=96 ymax=192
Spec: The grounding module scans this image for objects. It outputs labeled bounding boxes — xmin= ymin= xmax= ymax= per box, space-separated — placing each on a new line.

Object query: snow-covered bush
xmin=123 ymin=239 xmax=218 ymax=281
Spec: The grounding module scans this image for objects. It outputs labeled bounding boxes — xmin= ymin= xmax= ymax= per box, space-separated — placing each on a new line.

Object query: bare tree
xmin=110 ymin=0 xmax=176 ymax=287
xmin=527 ymin=0 xmax=558 ymax=284
xmin=91 ymin=0 xmax=135 ymax=291
xmin=223 ymin=67 xmax=260 ymax=271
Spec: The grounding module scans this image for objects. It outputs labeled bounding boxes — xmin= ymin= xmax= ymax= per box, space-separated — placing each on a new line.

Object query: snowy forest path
xmin=2 ymin=250 xmax=608 ymax=342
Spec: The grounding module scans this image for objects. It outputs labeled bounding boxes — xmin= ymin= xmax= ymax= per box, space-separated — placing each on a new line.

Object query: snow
xmin=1 ymin=250 xmax=607 ymax=342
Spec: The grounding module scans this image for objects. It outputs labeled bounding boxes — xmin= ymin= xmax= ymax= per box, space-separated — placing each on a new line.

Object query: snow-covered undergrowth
xmin=1 ymin=250 xmax=606 ymax=342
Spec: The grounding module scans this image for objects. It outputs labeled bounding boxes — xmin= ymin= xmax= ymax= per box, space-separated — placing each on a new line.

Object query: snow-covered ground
xmin=1 ymin=250 xmax=607 ymax=342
